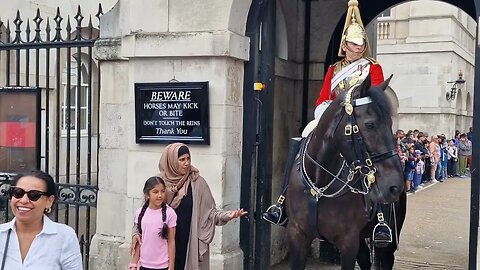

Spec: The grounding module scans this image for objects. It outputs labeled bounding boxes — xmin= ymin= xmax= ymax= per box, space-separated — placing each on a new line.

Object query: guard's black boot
xmin=373 ymin=222 xmax=393 ymax=248
xmin=262 ymin=138 xmax=302 ymax=227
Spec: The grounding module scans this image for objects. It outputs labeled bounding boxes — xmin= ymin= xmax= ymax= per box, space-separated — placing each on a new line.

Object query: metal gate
xmin=0 ymin=5 xmax=103 ymax=269
xmin=240 ymin=1 xmax=275 ymax=269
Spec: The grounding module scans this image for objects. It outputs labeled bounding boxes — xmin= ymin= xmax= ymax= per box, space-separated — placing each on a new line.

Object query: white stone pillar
xmin=89 ymin=1 xmax=251 ymax=269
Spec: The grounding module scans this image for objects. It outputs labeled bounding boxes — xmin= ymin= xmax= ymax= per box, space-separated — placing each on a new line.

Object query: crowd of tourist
xmin=395 ymin=128 xmax=473 ymax=194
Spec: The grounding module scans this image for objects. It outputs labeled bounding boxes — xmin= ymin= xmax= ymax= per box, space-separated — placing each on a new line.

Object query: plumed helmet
xmin=338 ymin=0 xmax=371 ymax=57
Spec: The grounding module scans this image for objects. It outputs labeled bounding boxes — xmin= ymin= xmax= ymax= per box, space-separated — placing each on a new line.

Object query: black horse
xmin=285 ymin=75 xmax=406 ymax=270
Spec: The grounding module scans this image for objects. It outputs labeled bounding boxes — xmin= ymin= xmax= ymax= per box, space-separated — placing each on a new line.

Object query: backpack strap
xmin=1 ymin=229 xmax=12 ymax=270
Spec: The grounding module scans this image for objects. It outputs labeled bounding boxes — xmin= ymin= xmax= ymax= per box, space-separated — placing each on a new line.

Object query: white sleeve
xmin=60 ymin=226 xmax=83 ymax=270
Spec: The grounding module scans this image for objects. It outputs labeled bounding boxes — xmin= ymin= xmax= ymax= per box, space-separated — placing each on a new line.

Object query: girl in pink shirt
xmin=130 ymin=176 xmax=177 ymax=270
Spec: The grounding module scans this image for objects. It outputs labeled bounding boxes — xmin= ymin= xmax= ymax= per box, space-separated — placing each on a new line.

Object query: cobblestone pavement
xmin=272 ymin=176 xmax=470 ymax=269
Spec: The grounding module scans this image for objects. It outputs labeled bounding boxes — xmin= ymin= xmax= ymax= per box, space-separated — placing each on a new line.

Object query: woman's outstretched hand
xmin=230 ymin=208 xmax=248 ymax=219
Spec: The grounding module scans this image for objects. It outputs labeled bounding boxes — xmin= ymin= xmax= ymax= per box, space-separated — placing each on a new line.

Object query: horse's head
xmin=320 ymin=75 xmax=403 ymax=203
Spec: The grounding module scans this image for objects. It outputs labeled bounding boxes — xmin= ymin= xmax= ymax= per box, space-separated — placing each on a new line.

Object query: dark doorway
xmin=240 ymin=0 xmax=276 ymax=270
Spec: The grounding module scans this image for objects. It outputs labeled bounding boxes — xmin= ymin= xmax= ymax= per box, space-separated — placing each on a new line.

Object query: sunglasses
xmin=9 ymin=187 xmax=49 ymax=201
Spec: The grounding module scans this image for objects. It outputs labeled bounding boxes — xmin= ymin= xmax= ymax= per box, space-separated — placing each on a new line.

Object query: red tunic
xmin=315 ymin=61 xmax=384 ymax=107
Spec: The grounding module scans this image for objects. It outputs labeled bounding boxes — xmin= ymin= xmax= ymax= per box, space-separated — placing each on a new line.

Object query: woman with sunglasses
xmin=0 ymin=170 xmax=82 ymax=269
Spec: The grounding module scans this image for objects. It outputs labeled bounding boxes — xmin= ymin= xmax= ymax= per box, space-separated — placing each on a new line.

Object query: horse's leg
xmin=357 ymin=238 xmax=372 ymax=270
xmin=287 ymin=225 xmax=313 ymax=270
xmin=374 ymin=243 xmax=396 ymax=270
xmin=375 ymin=196 xmax=405 ymax=270
xmin=337 ymin=235 xmax=360 ymax=270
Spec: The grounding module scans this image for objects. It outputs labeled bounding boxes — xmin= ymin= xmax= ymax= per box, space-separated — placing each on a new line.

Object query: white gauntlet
xmin=302 ymin=101 xmax=332 ymax=138
xmin=314 ymin=100 xmax=332 ymax=119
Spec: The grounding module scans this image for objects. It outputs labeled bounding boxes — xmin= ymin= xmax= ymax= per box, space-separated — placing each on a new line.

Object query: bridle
xmin=301 ymin=85 xmax=399 ymax=201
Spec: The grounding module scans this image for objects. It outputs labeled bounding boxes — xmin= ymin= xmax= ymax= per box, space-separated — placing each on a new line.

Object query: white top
xmin=447 ymin=145 xmax=458 ymax=159
xmin=0 ymin=216 xmax=83 ymax=270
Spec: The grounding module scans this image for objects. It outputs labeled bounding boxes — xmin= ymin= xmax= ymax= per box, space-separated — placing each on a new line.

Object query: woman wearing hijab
xmin=132 ymin=142 xmax=246 ymax=270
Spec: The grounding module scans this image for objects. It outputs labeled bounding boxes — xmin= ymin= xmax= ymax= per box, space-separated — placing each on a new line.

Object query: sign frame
xmin=134 ymin=82 xmax=210 ymax=145
xmin=0 ymin=87 xmax=41 ymax=173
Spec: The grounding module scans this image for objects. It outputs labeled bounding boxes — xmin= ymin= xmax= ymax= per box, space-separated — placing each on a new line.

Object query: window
xmin=61 ymin=59 xmax=89 ymax=134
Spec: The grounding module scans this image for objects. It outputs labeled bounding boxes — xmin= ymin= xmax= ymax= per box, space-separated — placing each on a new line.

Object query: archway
xmin=241 ymin=0 xmax=480 ymax=269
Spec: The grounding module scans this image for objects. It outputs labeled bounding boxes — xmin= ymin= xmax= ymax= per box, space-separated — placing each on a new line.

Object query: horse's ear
xmin=378 ymin=74 xmax=393 ymax=91
xmin=364 ymin=73 xmax=372 ymax=88
xmin=358 ymin=74 xmax=372 ymax=97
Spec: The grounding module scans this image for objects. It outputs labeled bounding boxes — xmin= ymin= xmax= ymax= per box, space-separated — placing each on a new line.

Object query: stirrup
xmin=262 ymin=204 xmax=288 ymax=227
xmin=372 ymin=222 xmax=392 ymax=248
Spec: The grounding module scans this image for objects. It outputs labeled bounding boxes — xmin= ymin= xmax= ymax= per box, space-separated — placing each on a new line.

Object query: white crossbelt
xmin=331 ymin=58 xmax=369 ymax=90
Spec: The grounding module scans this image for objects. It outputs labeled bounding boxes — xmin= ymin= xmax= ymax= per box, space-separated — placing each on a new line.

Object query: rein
xmin=302 ymin=136 xmax=365 ymax=199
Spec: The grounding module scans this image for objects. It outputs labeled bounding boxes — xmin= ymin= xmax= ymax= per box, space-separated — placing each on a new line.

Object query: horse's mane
xmin=368 ymin=85 xmax=392 ymax=122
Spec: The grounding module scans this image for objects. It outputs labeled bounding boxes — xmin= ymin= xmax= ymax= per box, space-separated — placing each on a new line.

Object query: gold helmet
xmin=338 ymin=0 xmax=370 ymax=57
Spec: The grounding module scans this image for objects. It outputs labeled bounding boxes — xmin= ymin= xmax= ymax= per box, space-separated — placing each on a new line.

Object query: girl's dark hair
xmin=137 ymin=176 xmax=169 ymax=239
xmin=12 ymin=170 xmax=58 ymax=200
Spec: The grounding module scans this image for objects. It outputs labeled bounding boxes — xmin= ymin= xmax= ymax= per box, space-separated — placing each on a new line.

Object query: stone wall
xmin=90 ymin=1 xmax=251 ymax=269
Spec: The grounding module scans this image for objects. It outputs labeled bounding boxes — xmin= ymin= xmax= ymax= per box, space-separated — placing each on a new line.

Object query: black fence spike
xmin=55 ymin=7 xmax=61 ymax=18
xmin=88 ymin=15 xmax=93 ymax=40
xmin=66 ymin=16 xmax=71 ymax=41
xmin=74 ymin=5 xmax=84 ymax=41
xmin=26 ymin=20 xmax=31 ymax=42
xmin=53 ymin=7 xmax=63 ymax=41
xmin=76 ymin=5 xmax=83 ymax=20
xmin=33 ymin=8 xmax=43 ymax=42
xmin=34 ymin=8 xmax=41 ymax=20
xmin=13 ymin=10 xmax=24 ymax=44
xmin=45 ymin=17 xmax=51 ymax=41
xmin=95 ymin=3 xmax=103 ymax=23
xmin=74 ymin=5 xmax=84 ymax=25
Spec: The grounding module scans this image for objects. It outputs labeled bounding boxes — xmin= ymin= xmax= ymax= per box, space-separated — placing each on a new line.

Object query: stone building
xmin=377 ymin=1 xmax=475 ymax=137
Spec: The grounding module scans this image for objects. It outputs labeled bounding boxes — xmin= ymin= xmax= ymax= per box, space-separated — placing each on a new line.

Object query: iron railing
xmin=0 ymin=5 xmax=103 ymax=269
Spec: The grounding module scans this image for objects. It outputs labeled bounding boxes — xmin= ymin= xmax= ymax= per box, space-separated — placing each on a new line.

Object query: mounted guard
xmin=263 ymin=0 xmax=395 ymax=245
